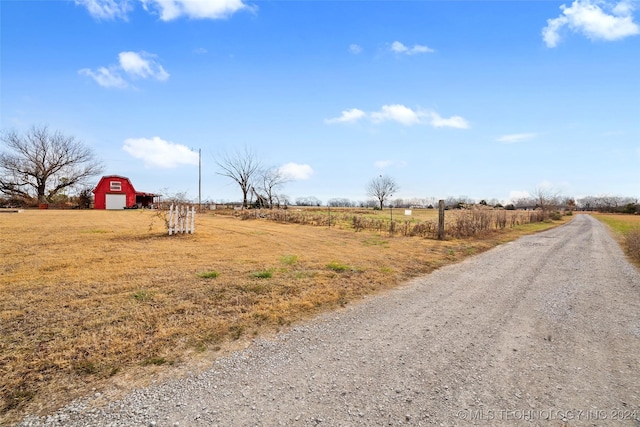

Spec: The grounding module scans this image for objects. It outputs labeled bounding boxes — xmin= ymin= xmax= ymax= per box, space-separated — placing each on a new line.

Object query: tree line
xmin=1 ymin=126 xmax=637 ymax=214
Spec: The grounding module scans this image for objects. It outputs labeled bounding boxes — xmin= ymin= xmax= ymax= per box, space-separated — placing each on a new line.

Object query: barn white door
xmin=105 ymin=194 xmax=127 ymax=210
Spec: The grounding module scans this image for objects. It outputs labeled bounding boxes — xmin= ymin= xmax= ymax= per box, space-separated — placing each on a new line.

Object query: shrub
xmin=623 ymin=203 xmax=638 ymax=214
xmin=550 ymin=211 xmax=562 ymax=220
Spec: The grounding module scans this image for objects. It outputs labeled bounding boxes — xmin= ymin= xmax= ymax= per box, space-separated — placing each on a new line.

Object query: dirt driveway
xmin=19 ymin=214 xmax=640 ymax=426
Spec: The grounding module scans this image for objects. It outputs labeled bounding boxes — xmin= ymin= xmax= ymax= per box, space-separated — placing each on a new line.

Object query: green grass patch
xmin=197 ymin=270 xmax=219 ymax=279
xmin=132 ymin=290 xmax=152 ymax=302
xmin=362 ymin=236 xmax=389 ymax=247
xmin=251 ymin=269 xmax=273 ymax=279
xmin=326 ymin=261 xmax=350 ymax=272
xmin=141 ymin=357 xmax=171 ymax=366
xmin=594 ymin=214 xmax=640 ymax=266
xmin=594 ymin=214 xmax=640 ymax=235
xmin=82 ymin=229 xmax=110 ymax=234
xmin=280 ymin=255 xmax=298 ymax=265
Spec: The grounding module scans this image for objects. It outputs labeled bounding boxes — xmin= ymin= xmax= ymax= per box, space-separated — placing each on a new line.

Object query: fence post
xmin=168 ymin=204 xmax=174 ymax=235
xmin=190 ymin=206 xmax=195 ymax=234
xmin=438 ymin=199 xmax=445 ymax=240
xmin=180 ymin=205 xmax=185 ymax=233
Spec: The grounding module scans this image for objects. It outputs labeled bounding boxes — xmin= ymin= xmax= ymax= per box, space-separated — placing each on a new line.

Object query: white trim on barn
xmin=105 ymin=194 xmax=127 ymax=210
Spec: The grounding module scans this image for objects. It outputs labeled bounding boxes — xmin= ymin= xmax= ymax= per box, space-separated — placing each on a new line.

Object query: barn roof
xmin=93 ymin=175 xmax=157 ymax=196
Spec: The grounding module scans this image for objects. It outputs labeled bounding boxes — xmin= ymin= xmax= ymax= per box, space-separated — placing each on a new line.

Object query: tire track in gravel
xmin=18 ymin=214 xmax=640 ymax=427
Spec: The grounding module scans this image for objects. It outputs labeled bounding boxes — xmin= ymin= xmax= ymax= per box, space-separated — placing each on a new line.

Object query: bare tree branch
xmin=215 ymin=147 xmax=261 ymax=209
xmin=0 ymin=125 xmax=104 ymax=203
xmin=366 ymin=175 xmax=399 ymax=210
xmin=260 ymin=167 xmax=289 ymax=208
xmin=533 ymin=186 xmax=560 ymax=213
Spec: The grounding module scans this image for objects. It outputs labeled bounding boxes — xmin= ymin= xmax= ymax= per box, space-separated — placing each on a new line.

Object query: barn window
xmin=110 ymin=181 xmax=122 ymax=191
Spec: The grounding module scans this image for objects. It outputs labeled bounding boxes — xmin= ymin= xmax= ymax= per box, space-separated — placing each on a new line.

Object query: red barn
xmin=92 ymin=175 xmax=157 ymax=210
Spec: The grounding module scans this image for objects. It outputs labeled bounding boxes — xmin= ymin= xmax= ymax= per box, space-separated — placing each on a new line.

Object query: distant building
xmin=92 ymin=175 xmax=157 ymax=209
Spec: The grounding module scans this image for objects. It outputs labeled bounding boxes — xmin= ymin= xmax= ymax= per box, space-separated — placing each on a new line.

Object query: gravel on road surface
xmin=17 ymin=214 xmax=640 ymax=426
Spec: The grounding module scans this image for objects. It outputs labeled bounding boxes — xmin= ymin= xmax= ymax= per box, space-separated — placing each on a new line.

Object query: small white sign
xmin=405 ymin=209 xmax=412 ymax=216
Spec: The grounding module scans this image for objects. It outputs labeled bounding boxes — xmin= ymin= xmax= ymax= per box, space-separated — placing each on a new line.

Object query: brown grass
xmin=0 ymin=209 xmax=568 ymax=424
xmin=626 ymin=230 xmax=640 ymax=263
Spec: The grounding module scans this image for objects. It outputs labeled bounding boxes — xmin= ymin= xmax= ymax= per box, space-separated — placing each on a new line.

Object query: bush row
xmin=230 ymin=208 xmax=557 ymax=239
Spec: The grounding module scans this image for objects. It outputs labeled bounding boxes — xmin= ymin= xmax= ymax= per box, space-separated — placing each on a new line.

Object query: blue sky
xmin=1 ymin=0 xmax=639 ymax=204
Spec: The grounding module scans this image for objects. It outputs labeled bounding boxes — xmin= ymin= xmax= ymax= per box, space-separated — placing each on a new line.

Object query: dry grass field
xmin=0 ymin=208 xmax=568 ymax=424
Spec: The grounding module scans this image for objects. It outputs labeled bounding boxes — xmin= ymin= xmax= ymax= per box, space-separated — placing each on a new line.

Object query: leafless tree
xmin=215 ymin=147 xmax=261 ymax=209
xmin=295 ymin=196 xmax=322 ymax=206
xmin=260 ymin=167 xmax=289 ymax=208
xmin=0 ymin=125 xmax=104 ymax=203
xmin=366 ymin=175 xmax=399 ymax=210
xmin=533 ymin=186 xmax=560 ymax=213
xmin=327 ymin=198 xmax=354 ymax=207
xmin=276 ymin=193 xmax=290 ymax=207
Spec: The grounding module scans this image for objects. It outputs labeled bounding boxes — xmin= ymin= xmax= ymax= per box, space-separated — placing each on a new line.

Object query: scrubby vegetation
xmin=228 ymin=206 xmax=562 ymax=239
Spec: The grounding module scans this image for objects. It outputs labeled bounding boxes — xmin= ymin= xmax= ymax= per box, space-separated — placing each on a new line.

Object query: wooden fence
xmin=168 ymin=204 xmax=195 ymax=235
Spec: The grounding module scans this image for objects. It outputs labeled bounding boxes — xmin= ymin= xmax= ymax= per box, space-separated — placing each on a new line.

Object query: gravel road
xmin=18 ymin=214 xmax=640 ymax=426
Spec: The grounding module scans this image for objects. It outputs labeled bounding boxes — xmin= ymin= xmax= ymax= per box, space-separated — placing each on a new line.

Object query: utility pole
xmin=198 ymin=148 xmax=202 ymax=209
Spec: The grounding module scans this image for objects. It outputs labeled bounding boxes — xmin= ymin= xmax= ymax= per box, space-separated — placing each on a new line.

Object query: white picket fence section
xmin=168 ymin=204 xmax=195 ymax=235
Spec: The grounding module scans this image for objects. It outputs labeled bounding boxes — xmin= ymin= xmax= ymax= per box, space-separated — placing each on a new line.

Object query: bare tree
xmin=260 ymin=167 xmax=289 ymax=208
xmin=327 ymin=198 xmax=354 ymax=207
xmin=215 ymin=147 xmax=261 ymax=209
xmin=366 ymin=175 xmax=399 ymax=210
xmin=533 ymin=186 xmax=560 ymax=213
xmin=0 ymin=125 xmax=104 ymax=203
xmin=276 ymin=193 xmax=290 ymax=207
xmin=295 ymin=196 xmax=322 ymax=206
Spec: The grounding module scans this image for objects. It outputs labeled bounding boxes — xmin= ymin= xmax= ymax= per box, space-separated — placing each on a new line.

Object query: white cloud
xmin=428 ymin=112 xmax=469 ymax=129
xmin=509 ymin=190 xmax=531 ymax=202
xmin=123 ymin=137 xmax=199 ymax=168
xmin=349 ymin=44 xmax=363 ymax=54
xmin=78 ymin=66 xmax=128 ymax=88
xmin=119 ymin=51 xmax=170 ymax=81
xmin=80 ymin=51 xmax=169 ymax=88
xmin=324 ymin=108 xmax=366 ymax=124
xmin=374 ymin=160 xmax=393 ymax=169
xmin=193 ymin=47 xmax=208 ymax=54
xmin=371 ymin=104 xmax=425 ymax=125
xmin=278 ymin=163 xmax=314 ymax=180
xmin=140 ymin=0 xmax=253 ymax=21
xmin=497 ymin=133 xmax=538 ymax=143
xmin=543 ymin=0 xmax=639 ymax=47
xmin=374 ymin=160 xmax=407 ymax=169
xmin=75 ymin=0 xmax=132 ymax=20
xmin=77 ymin=0 xmax=252 ymax=20
xmin=326 ymin=104 xmax=469 ymax=129
xmin=390 ymin=41 xmax=435 ymax=55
